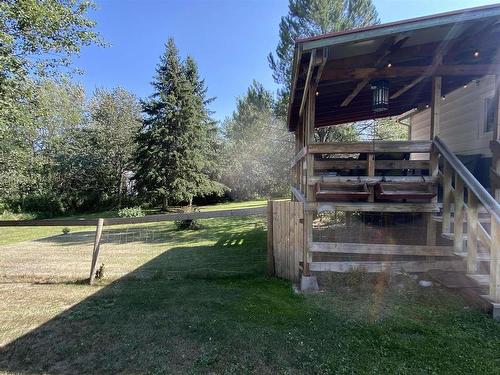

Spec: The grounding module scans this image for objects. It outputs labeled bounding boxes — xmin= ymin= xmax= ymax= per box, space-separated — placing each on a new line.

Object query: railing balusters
xmin=491 ymin=216 xmax=500 ymax=301
xmin=453 ymin=176 xmax=465 ymax=254
xmin=442 ymin=160 xmax=452 ymax=233
xmin=466 ymin=193 xmax=479 ymax=274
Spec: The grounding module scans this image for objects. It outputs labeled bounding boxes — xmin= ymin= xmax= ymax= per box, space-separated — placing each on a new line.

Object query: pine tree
xmin=134 ymin=38 xmax=223 ymax=210
xmin=268 ymin=0 xmax=380 ymax=118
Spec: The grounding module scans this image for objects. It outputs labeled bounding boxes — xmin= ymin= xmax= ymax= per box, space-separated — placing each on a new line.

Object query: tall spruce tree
xmin=268 ymin=0 xmax=379 ymax=118
xmin=134 ymin=39 xmax=222 ymax=210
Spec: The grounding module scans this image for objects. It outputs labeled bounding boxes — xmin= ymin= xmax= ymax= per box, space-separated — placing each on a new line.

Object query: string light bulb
xmin=315 ymin=91 xmax=319 ymax=96
xmin=473 ymin=50 xmax=480 ymax=57
xmin=387 ymin=62 xmax=392 ymax=68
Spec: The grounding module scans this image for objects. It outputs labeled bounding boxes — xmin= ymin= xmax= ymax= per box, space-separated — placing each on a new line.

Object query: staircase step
xmin=467 ymin=273 xmax=490 ymax=287
xmin=453 ymin=252 xmax=490 ymax=261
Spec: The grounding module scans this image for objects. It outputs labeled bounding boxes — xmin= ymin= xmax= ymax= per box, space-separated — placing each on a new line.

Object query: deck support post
xmin=426 ymin=78 xmax=441 ymax=245
xmin=301 ymin=75 xmax=317 ymax=288
xmin=491 ymin=216 xmax=500 ymax=307
xmin=491 ymin=75 xmax=500 ymax=202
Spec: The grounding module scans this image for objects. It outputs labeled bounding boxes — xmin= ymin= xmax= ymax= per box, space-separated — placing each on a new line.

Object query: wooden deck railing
xmin=433 ymin=136 xmax=500 ymax=303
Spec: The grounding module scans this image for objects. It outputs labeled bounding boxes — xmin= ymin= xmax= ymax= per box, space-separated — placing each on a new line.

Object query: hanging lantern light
xmin=371 ymin=80 xmax=389 ymax=112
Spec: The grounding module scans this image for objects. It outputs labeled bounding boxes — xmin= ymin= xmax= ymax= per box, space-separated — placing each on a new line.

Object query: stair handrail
xmin=434 ymin=136 xmax=500 ymax=222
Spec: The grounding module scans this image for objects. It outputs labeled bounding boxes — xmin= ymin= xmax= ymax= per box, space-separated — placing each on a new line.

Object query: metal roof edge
xmin=300 ymin=4 xmax=500 ymax=51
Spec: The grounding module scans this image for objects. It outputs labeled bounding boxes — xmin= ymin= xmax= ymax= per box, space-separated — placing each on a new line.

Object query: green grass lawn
xmin=0 ymin=203 xmax=499 ymax=374
xmin=0 ymin=200 xmax=268 ymax=246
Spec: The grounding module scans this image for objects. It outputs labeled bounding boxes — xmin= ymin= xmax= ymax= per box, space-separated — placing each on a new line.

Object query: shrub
xmin=62 ymin=227 xmax=70 ymax=235
xmin=20 ymin=193 xmax=64 ymax=217
xmin=118 ymin=206 xmax=144 ymax=218
xmin=174 ymin=219 xmax=201 ymax=230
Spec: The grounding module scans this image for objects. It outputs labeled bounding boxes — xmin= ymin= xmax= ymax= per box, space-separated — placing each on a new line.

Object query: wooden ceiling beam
xmin=322 ymin=64 xmax=499 ymax=81
xmin=340 ymin=36 xmax=403 ymax=107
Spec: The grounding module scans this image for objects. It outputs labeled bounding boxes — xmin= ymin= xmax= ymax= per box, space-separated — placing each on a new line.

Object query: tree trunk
xmin=162 ymin=196 xmax=168 ymax=212
xmin=117 ymin=170 xmax=124 ymax=209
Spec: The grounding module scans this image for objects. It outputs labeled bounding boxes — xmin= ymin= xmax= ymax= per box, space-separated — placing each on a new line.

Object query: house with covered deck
xmin=268 ymin=4 xmax=500 ymax=318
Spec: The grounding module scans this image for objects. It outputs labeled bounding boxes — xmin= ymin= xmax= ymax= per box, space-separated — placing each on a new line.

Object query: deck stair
xmin=431 ymin=137 xmax=500 ymax=314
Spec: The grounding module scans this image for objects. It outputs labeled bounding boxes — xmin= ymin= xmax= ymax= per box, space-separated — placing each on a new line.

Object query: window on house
xmin=484 ymin=97 xmax=495 ymax=133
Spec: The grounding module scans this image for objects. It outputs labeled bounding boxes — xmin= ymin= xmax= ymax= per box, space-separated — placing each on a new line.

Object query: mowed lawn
xmin=0 ymin=202 xmax=500 ymax=374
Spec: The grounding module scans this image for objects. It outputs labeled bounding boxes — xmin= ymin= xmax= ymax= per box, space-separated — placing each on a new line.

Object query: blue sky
xmin=75 ymin=0 xmax=500 ymax=122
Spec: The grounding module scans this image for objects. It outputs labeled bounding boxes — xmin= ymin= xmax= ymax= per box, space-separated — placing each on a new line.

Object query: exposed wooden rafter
xmin=315 ymin=48 xmax=328 ymax=85
xmin=390 ymin=53 xmax=443 ymax=99
xmin=340 ymin=36 xmax=406 ymax=107
xmin=391 ymin=21 xmax=493 ymax=99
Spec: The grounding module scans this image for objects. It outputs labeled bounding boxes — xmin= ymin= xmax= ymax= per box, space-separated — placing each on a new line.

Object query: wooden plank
xmin=290 ymin=146 xmax=308 ymax=167
xmin=309 ymin=260 xmax=465 ymax=273
xmin=308 ymin=141 xmax=432 ymax=154
xmin=442 ymin=160 xmax=452 ymax=233
xmin=309 ymin=242 xmax=454 ymax=256
xmin=296 ymin=203 xmax=304 ymax=281
xmin=320 ymin=64 xmax=500 ymax=81
xmin=0 ymin=218 xmax=99 ymax=227
xmin=273 ymin=201 xmax=283 ymax=277
xmin=288 ymin=202 xmax=295 ymax=281
xmin=434 ymin=136 xmax=500 ymax=222
xmin=314 ymin=159 xmax=368 ymax=170
xmin=303 ymin=210 xmax=313 ymax=276
xmin=477 ymin=222 xmax=492 ymax=249
xmin=426 ymin=212 xmax=437 ymax=246
xmin=454 ymin=176 xmax=465 ymax=254
xmin=340 ymin=36 xmax=401 ymax=107
xmin=306 ymin=202 xmax=439 ymax=213
xmin=309 ymin=175 xmax=438 ymax=185
xmin=490 ymin=216 xmax=500 ymax=302
xmin=391 ymin=76 xmax=426 ymax=99
xmin=291 ymin=186 xmax=305 ymax=203
xmin=430 ymin=76 xmax=442 ymax=138
xmin=376 ymin=159 xmax=429 ymax=170
xmin=267 ymin=201 xmax=275 ymax=275
xmin=299 ymin=50 xmax=316 ymax=118
xmin=315 ymin=48 xmax=328 ymax=85
xmin=467 ymin=194 xmax=479 ymax=274
xmin=341 ymin=77 xmax=370 ymax=107
xmin=89 ymin=218 xmax=104 ymax=285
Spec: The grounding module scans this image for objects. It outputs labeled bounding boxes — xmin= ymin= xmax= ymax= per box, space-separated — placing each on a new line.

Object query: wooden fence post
xmin=267 ymin=201 xmax=275 ymax=275
xmin=89 ymin=218 xmax=104 ymax=285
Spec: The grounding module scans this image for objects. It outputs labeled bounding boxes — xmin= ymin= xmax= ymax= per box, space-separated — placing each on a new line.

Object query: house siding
xmin=409 ymin=75 xmax=495 ymax=157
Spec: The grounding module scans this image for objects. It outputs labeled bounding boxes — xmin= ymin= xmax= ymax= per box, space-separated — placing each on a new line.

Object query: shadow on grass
xmin=2 ymin=223 xmax=500 ymax=374
xmin=0 ymin=225 xmax=292 ymax=374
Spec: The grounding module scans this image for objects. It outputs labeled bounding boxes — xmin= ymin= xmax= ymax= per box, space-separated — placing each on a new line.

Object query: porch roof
xmin=287 ymin=4 xmax=500 ymax=131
